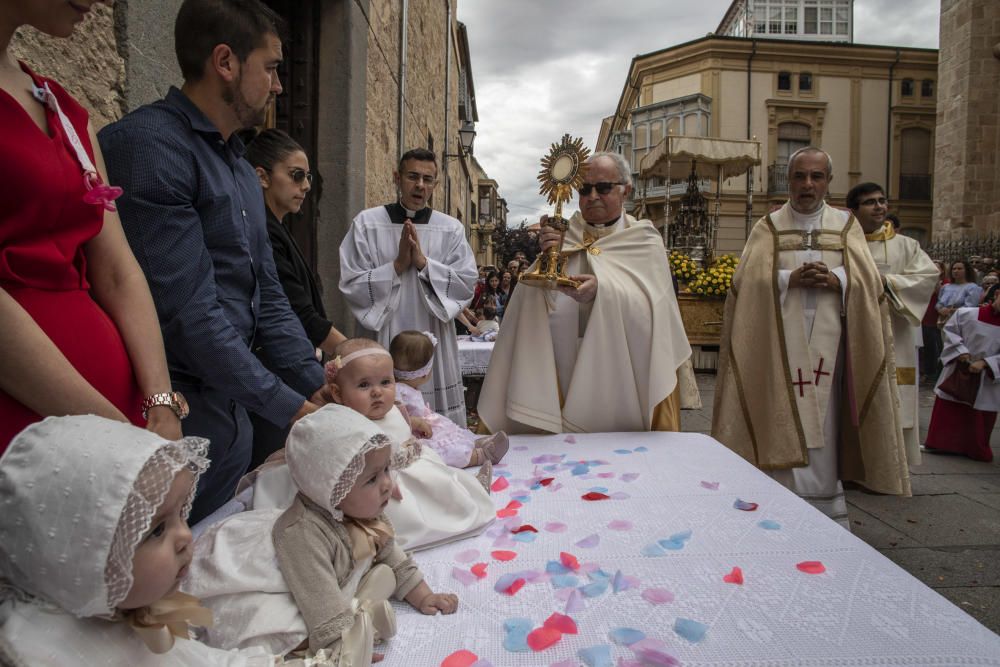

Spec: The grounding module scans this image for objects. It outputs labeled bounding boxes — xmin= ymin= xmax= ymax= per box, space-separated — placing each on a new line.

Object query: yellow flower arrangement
xmin=685 ymin=254 xmax=739 ymax=297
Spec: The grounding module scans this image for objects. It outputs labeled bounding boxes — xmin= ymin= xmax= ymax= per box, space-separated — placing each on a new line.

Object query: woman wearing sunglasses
xmin=245 ymin=128 xmax=346 ymax=465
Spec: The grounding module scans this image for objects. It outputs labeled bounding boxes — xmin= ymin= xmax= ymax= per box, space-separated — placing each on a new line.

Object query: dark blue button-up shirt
xmin=99 ymin=87 xmax=323 ymax=427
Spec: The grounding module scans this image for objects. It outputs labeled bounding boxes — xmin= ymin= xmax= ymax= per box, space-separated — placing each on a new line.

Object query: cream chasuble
xmin=712 ymin=202 xmax=910 ymax=504
xmin=865 ymin=222 xmax=938 ymax=463
xmin=339 ymin=205 xmax=477 ymax=426
xmin=478 ymin=213 xmax=691 ymax=434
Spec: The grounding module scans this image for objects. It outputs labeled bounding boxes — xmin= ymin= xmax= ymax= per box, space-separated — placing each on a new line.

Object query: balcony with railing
xmin=768 ymin=163 xmax=789 ymax=195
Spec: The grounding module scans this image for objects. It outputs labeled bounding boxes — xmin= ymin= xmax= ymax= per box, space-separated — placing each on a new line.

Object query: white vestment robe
xmin=865 ymin=222 xmax=938 ymax=463
xmin=478 ymin=212 xmax=691 ymax=434
xmin=936 ymin=306 xmax=1000 ymax=411
xmin=339 ymin=205 xmax=477 ymax=425
xmin=770 ymin=204 xmax=852 ymax=528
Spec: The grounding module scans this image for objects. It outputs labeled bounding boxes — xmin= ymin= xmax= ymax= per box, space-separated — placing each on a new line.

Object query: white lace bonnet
xmin=0 ymin=416 xmax=209 ymax=619
xmin=285 ymin=404 xmax=393 ymax=521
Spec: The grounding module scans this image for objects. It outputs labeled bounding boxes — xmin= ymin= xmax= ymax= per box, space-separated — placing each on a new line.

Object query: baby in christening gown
xmin=324 ymin=338 xmax=495 ymax=551
xmin=0 ymin=415 xmax=328 ymax=666
xmin=389 ymin=330 xmax=508 ymax=469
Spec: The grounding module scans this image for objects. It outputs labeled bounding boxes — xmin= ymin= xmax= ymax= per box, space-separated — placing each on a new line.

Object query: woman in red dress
xmin=0 ymin=0 xmax=180 ymax=449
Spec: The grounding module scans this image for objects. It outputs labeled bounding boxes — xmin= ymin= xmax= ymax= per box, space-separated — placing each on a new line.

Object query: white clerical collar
xmin=789 ymin=203 xmax=824 ymax=230
xmin=583 ymin=212 xmax=625 ymax=237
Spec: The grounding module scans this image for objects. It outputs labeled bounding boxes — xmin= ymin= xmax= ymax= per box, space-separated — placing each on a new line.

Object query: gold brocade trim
xmin=896 ymin=367 xmax=917 ymax=385
xmin=765 ymin=216 xmax=810 ymax=462
xmin=775 ymin=228 xmax=844 ymax=251
xmin=864 ymin=221 xmax=896 ymax=242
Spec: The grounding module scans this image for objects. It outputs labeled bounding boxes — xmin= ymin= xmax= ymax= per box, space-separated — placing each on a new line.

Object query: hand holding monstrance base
xmin=519 ymin=134 xmax=591 ymax=290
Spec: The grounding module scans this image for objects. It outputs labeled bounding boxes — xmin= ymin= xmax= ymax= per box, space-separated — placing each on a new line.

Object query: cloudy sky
xmin=457 ymin=0 xmax=940 ymax=225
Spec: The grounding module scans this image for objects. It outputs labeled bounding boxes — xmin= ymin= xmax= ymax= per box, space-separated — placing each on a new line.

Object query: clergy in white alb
xmin=339 ymin=149 xmax=477 ymax=426
xmin=712 ymin=149 xmax=910 ymax=528
xmin=478 ymin=152 xmax=691 ymax=435
xmin=849 ymin=182 xmax=938 ymax=464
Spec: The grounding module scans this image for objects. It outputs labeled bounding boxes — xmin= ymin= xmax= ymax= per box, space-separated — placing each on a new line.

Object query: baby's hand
xmin=416 ymin=592 xmax=458 ymax=615
xmin=410 ymin=417 xmax=433 ymax=438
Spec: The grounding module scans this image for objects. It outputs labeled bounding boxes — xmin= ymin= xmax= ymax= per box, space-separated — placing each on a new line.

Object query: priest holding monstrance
xmin=479 ymin=138 xmax=691 ymax=434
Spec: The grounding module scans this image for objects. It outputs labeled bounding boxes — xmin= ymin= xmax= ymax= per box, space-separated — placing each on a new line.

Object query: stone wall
xmin=114 ymin=0 xmax=184 ymax=110
xmin=933 ymin=0 xmax=1000 ymax=238
xmin=10 ymin=4 xmax=125 ymax=128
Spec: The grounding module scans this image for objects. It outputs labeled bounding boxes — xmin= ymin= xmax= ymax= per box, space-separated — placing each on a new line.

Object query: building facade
xmin=717 ymin=0 xmax=854 ymax=43
xmin=596 ymin=35 xmax=938 ymax=253
xmin=11 ymin=0 xmax=502 ymax=331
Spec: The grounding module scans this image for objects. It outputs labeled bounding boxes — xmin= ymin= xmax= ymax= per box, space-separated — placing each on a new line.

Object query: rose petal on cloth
xmin=587 ymin=568 xmax=611 ymax=580
xmin=492 ymin=550 xmax=518 ymax=561
xmin=700 ymin=480 xmax=720 ymax=490
xmin=538 ymin=477 xmax=555 ymax=486
xmin=631 ymin=638 xmax=680 ymax=666
xmin=579 ymin=580 xmax=609 ymax=597
xmin=657 ymin=538 xmax=685 ymax=551
xmin=614 ymin=449 xmax=632 ymax=454
xmin=503 ymin=618 xmax=533 ymax=652
xmin=758 ymin=519 xmax=782 ymax=530
xmin=733 ymin=498 xmax=758 ymax=511
xmin=796 ymin=560 xmax=826 ymax=574
xmin=511 ymin=524 xmax=539 ymax=534
xmin=546 ymin=560 xmax=571 ymax=575
xmin=560 ymin=552 xmax=581 ymax=571
xmin=451 ymin=567 xmax=477 ymax=586
xmin=611 ymin=570 xmax=630 ymax=593
xmin=723 ymin=566 xmax=744 ymax=584
xmin=588 ymin=486 xmax=609 ymax=493
xmin=441 ymin=649 xmax=479 ymax=667
xmin=513 ymin=531 xmax=538 ymax=543
xmin=491 ymin=477 xmax=510 ymax=492
xmin=565 ymin=588 xmax=585 ymax=613
xmin=620 ymin=472 xmax=640 ymax=482
xmin=565 ymin=435 xmax=577 ymax=443
xmin=597 ymin=472 xmax=615 ymax=479
xmin=455 ymin=549 xmax=480 ymax=563
xmin=609 ymin=627 xmax=646 ymax=646
xmin=582 ymin=492 xmax=611 ymax=501
xmin=575 ymin=534 xmax=600 ymax=548
xmin=471 ymin=562 xmax=488 ymax=579
xmin=527 ymin=626 xmax=562 ymax=651
xmin=668 ymin=529 xmax=692 ymax=542
xmin=633 ymin=446 xmax=649 ymax=452
xmin=608 ymin=519 xmax=634 ymax=531
xmin=577 ymin=644 xmax=613 ymax=667
xmin=543 ymin=612 xmax=579 ymax=635
xmin=550 ymin=574 xmax=579 ymax=589
xmin=492 ymin=535 xmax=517 ymax=548
xmin=674 ymin=617 xmax=708 ymax=643
xmin=641 ymin=543 xmax=667 ymax=557
xmin=572 ymin=464 xmax=590 ymax=476
xmin=496 ymin=508 xmax=519 ymax=518
xmin=641 ymin=588 xmax=675 ymax=605
xmin=545 ymin=522 xmax=568 ymax=533
xmin=511 ymin=493 xmax=531 ymax=503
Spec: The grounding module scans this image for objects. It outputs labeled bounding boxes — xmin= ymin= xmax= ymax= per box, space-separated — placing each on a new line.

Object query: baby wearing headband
xmin=325 ymin=339 xmax=495 ymax=551
xmin=390 ymin=330 xmax=508 ymax=470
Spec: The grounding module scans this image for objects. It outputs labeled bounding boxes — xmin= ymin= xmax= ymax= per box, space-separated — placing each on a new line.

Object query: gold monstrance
xmin=519 ymin=134 xmax=591 ymax=289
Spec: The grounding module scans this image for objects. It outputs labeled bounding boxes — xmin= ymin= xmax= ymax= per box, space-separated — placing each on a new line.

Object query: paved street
xmin=682 ymin=372 xmax=1000 ymax=633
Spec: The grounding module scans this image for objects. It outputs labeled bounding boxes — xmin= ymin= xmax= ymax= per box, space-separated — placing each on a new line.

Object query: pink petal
xmin=620 ymin=472 xmax=640 ymax=482
xmin=564 ymin=435 xmax=577 ymax=443
xmin=575 ymin=534 xmax=600 ymax=548
xmin=607 ymin=520 xmax=634 ymax=531
xmin=455 ymin=549 xmax=480 ymax=563
xmin=796 ymin=560 xmax=826 ymax=574
xmin=700 ymin=480 xmax=720 ymax=490
xmin=641 ymin=587 xmax=675 ymax=605
xmin=491 ymin=477 xmax=510 ymax=492
xmin=451 ymin=567 xmax=477 ymax=586
xmin=545 ymin=522 xmax=568 ymax=533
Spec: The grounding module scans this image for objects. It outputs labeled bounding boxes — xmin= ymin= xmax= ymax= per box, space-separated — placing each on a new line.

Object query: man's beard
xmin=223 ymin=77 xmax=269 ymax=129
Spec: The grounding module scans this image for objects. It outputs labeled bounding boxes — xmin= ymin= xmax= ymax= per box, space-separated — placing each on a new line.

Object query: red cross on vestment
xmin=792 ymin=368 xmax=812 ymax=397
xmin=814 ymin=358 xmax=830 ymax=386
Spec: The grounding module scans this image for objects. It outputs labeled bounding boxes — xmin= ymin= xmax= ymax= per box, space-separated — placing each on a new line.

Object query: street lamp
xmin=444 ymin=121 xmax=477 ymax=159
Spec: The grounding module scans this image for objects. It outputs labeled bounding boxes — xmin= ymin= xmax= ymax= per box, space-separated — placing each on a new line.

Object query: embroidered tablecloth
xmin=380 ymin=431 xmax=1000 ymax=666
xmin=458 ymin=337 xmax=495 ymax=377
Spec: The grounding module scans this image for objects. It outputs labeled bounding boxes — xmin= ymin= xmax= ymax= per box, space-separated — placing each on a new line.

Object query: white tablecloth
xmin=380 ymin=432 xmax=1000 ymax=666
xmin=458 ymin=337 xmax=495 ymax=376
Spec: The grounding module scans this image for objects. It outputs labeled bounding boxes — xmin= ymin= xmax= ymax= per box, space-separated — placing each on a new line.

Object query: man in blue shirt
xmin=99 ymin=0 xmax=325 ymax=522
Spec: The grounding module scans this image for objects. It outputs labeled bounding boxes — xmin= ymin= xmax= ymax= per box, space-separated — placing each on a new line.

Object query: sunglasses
xmin=578 ymin=182 xmax=624 ymax=196
xmin=288 ymin=168 xmax=313 ymax=185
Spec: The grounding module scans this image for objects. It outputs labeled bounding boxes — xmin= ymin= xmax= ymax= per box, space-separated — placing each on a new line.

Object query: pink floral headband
xmin=393 ymin=331 xmax=437 ymax=381
xmin=324 ymin=348 xmax=392 ymax=383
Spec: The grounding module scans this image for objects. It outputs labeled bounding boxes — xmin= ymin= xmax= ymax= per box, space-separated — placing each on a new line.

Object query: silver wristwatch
xmin=141 ymin=392 xmax=189 ymax=420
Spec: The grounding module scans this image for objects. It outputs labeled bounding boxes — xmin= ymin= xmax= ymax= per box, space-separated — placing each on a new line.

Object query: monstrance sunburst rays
xmin=537 ymin=134 xmax=590 ymax=206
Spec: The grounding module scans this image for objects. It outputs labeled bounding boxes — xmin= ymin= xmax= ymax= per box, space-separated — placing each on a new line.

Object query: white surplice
xmin=770 ymin=204 xmax=851 ymax=528
xmin=339 ymin=205 xmax=477 ymax=425
xmin=936 ymin=306 xmax=1000 ymax=411
xmin=865 ymin=223 xmax=938 ymax=463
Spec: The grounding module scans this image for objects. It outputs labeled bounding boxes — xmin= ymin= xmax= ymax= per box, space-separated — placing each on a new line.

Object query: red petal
xmin=526 ymin=626 xmax=562 ymax=651
xmin=496 ymin=508 xmax=519 ymax=518
xmin=538 ymin=477 xmax=555 ymax=486
xmin=504 ymin=577 xmax=526 ymax=595
xmin=722 ymin=566 xmax=744 ymax=584
xmin=543 ymin=612 xmax=578 ymax=634
xmin=796 ymin=561 xmax=826 ymax=574
xmin=491 ymin=550 xmax=518 ymax=561
xmin=441 ymin=649 xmax=479 ymax=667
xmin=491 ymin=477 xmax=510 ymax=492
xmin=559 ymin=551 xmax=580 ymax=571
xmin=510 ymin=524 xmax=539 ymax=534
xmin=470 ymin=562 xmax=488 ymax=578
xmin=581 ymin=492 xmax=611 ymax=501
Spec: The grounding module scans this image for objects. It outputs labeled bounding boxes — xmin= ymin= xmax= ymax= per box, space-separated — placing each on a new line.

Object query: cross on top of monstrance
xmin=521 ymin=134 xmax=591 ymax=289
